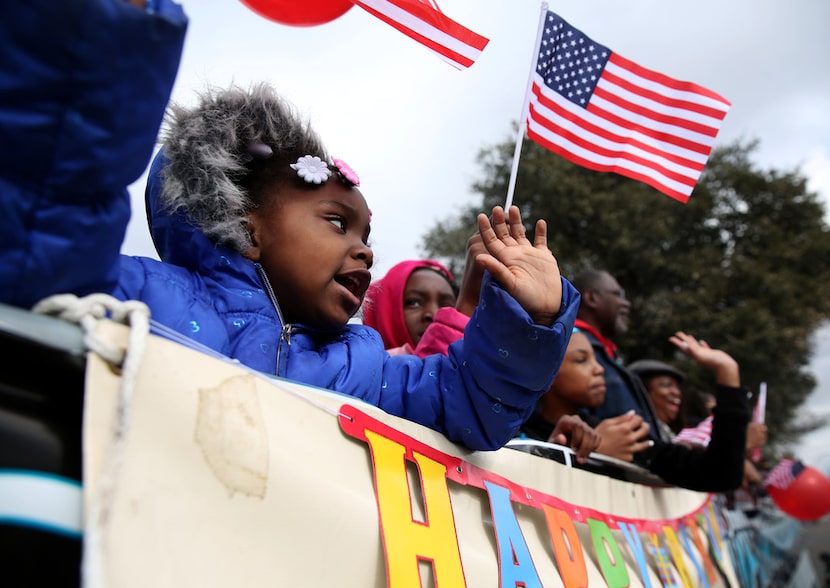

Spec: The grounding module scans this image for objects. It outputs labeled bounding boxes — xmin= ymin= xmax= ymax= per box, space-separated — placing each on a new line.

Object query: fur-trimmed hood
xmin=145 ymin=83 xmax=329 ymax=270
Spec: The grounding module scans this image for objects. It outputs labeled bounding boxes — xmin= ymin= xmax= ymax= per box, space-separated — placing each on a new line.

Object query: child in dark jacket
xmin=0 ymin=0 xmax=579 ymax=451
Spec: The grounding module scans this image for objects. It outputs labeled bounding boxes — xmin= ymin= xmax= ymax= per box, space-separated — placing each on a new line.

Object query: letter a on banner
xmin=364 ymin=430 xmax=465 ymax=587
xmin=703 ymin=504 xmax=727 ymax=566
xmin=484 ymin=481 xmax=543 ymax=588
xmin=648 ymin=533 xmax=680 ymax=588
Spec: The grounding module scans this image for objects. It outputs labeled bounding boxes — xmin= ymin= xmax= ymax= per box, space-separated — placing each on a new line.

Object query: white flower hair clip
xmin=290 ymin=155 xmax=332 ymax=184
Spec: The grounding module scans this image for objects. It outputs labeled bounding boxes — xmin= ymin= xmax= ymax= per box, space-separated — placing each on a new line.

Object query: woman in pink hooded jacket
xmin=362 ymin=259 xmax=470 ymax=357
xmin=363 ymin=233 xmax=490 ymax=357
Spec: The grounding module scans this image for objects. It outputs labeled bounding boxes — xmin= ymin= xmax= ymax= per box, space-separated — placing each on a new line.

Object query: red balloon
xmin=240 ymin=0 xmax=354 ymax=27
xmin=767 ymin=465 xmax=830 ymax=521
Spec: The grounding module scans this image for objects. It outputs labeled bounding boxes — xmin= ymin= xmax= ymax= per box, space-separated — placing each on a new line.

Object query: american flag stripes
xmin=673 ymin=416 xmax=713 ymax=447
xmin=765 ymin=458 xmax=804 ymax=490
xmin=350 ymin=0 xmax=489 ymax=69
xmin=526 ymin=11 xmax=731 ymax=203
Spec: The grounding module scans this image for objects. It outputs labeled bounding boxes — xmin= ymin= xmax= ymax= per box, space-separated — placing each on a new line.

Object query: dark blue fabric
xmin=0 ymin=0 xmax=187 ymax=307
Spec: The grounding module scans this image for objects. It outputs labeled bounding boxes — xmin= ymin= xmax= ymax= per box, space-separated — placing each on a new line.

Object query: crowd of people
xmin=1 ymin=0 xmax=581 ymax=455
xmin=0 ymin=0 xmax=765 ymax=495
xmin=363 ymin=259 xmax=762 ymax=492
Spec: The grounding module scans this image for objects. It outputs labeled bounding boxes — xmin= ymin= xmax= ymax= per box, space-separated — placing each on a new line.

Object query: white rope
xmin=33 ymin=293 xmax=151 ymax=588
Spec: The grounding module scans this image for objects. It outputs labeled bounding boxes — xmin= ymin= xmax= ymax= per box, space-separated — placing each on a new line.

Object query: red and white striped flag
xmin=526 ymin=11 xmax=730 ymax=203
xmin=673 ymin=415 xmax=713 ymax=447
xmin=350 ymin=0 xmax=489 ymax=69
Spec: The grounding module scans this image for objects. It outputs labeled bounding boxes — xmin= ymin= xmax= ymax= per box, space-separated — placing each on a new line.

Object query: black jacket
xmin=639 ymin=384 xmax=751 ymax=492
xmin=520 ymin=384 xmax=751 ymax=492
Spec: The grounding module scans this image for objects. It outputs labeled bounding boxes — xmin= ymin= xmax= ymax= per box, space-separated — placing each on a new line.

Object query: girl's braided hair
xmin=159 ymin=82 xmax=329 ymax=253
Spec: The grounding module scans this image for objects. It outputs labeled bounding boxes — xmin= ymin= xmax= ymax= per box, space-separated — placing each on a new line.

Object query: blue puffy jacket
xmin=0 ymin=0 xmax=187 ymax=306
xmin=0 ymin=0 xmax=579 ymax=451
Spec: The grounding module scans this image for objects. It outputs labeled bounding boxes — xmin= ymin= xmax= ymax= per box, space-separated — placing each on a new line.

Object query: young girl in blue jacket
xmin=0 ymin=1 xmax=579 ymax=452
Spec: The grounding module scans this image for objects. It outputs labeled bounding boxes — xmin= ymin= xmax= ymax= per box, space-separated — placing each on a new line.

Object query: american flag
xmin=350 ymin=0 xmax=489 ymax=69
xmin=765 ymin=458 xmax=805 ymax=490
xmin=673 ymin=416 xmax=713 ymax=447
xmin=526 ymin=11 xmax=731 ymax=203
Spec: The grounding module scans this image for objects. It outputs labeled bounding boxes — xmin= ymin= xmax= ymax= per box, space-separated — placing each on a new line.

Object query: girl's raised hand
xmin=475 ymin=206 xmax=562 ymax=326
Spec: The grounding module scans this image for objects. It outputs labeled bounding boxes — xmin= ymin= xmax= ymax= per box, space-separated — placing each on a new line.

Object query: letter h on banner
xmin=364 ymin=429 xmax=466 ymax=587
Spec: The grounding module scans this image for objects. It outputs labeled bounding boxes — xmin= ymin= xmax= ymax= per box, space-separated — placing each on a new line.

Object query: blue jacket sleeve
xmin=0 ymin=0 xmax=187 ymax=308
xmin=377 ymin=275 xmax=580 ymax=451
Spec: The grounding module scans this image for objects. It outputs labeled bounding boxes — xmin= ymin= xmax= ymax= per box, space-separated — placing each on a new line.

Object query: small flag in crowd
xmin=526 ymin=11 xmax=731 ymax=203
xmin=351 ymin=0 xmax=489 ymax=69
xmin=765 ymin=458 xmax=805 ymax=490
xmin=673 ymin=415 xmax=713 ymax=447
xmin=750 ymin=382 xmax=767 ymax=462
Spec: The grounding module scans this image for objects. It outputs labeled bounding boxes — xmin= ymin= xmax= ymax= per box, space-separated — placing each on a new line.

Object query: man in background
xmin=571 ymin=270 xmax=669 ymax=443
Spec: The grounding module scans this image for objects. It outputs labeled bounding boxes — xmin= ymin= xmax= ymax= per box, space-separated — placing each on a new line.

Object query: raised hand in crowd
xmin=746 ymin=421 xmax=768 ymax=452
xmin=475 ymin=206 xmax=562 ymax=327
xmin=669 ymin=331 xmax=740 ymax=387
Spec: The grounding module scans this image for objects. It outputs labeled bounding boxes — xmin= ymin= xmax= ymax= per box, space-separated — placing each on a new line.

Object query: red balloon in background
xmin=240 ymin=0 xmax=354 ymax=27
xmin=767 ymin=466 xmax=830 ymax=521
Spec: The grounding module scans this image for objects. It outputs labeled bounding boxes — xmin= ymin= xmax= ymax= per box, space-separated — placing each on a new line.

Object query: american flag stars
xmin=536 ymin=16 xmax=611 ymax=107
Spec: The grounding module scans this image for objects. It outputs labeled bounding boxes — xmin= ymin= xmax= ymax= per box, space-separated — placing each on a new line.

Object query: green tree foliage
xmin=420 ymin=135 xmax=830 ymax=450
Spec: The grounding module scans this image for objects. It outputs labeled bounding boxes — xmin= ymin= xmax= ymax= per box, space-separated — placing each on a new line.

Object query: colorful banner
xmin=83 ymin=321 xmax=743 ymax=587
xmin=339 ymin=404 xmax=736 ymax=587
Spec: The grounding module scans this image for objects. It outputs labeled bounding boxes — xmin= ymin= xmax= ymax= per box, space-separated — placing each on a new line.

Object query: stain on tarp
xmin=195 ymin=374 xmax=269 ymax=498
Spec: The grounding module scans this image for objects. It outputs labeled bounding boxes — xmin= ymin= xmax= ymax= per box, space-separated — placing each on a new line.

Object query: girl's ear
xmin=241 ymin=216 xmax=262 ymax=262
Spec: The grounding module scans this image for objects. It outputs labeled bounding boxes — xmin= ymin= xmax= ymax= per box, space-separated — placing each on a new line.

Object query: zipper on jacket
xmin=255 ymin=263 xmax=292 ymax=369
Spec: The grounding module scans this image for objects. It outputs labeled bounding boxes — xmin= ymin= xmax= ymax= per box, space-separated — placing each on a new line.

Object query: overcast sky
xmin=122 ymin=0 xmax=830 ymax=470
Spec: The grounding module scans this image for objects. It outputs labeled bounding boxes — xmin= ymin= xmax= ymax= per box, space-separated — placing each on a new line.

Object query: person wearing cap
xmin=631 ymin=345 xmax=768 ymax=498
xmin=634 ymin=331 xmax=752 ymax=490
xmin=627 ymin=359 xmax=687 ymax=441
